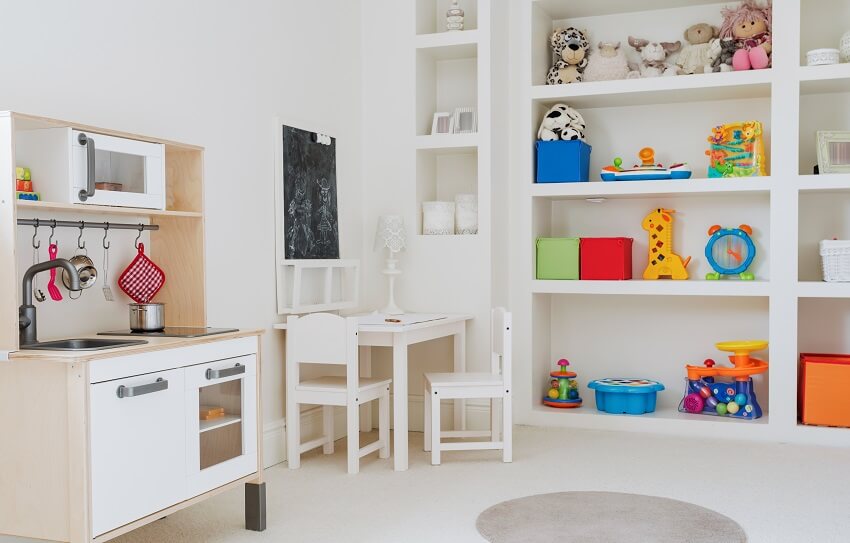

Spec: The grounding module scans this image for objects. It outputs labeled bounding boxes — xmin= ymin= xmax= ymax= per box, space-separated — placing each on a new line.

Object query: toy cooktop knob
xmin=639 ymin=147 xmax=655 ymax=166
xmin=704 ymin=359 xmax=716 ymax=368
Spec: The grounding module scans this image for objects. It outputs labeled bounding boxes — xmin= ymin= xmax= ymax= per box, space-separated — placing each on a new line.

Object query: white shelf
xmin=199 ymin=415 xmax=241 ymax=433
xmin=796 ymin=174 xmax=850 ymax=192
xmin=797 ymin=282 xmax=850 ymax=298
xmin=531 ymin=177 xmax=770 ymax=200
xmin=530 ymin=70 xmax=772 ymax=109
xmin=415 ymin=30 xmax=479 ymax=60
xmin=531 ymin=0 xmax=728 ymax=20
xmin=532 ymin=280 xmax=770 ymax=297
xmin=799 ymin=64 xmax=850 ymax=95
xmin=415 ymin=133 xmax=479 ymax=153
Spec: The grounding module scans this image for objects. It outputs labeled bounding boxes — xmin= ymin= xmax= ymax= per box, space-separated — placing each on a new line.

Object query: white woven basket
xmin=820 ymin=240 xmax=850 ymax=282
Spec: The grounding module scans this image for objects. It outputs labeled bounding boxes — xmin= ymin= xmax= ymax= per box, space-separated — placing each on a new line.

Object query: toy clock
xmin=704 ymin=224 xmax=756 ymax=280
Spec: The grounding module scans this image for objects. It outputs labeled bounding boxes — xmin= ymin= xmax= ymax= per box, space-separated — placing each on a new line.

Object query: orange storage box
xmin=800 ymin=353 xmax=850 ymax=428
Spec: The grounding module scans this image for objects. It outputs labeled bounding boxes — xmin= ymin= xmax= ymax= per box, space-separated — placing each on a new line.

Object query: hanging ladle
xmin=102 ymin=223 xmax=114 ymax=301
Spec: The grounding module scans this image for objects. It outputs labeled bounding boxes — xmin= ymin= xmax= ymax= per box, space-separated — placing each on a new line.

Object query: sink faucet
xmin=19 ymin=259 xmax=81 ymax=346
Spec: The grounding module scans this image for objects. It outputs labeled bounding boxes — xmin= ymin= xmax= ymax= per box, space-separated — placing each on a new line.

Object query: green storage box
xmin=536 ymin=238 xmax=580 ymax=280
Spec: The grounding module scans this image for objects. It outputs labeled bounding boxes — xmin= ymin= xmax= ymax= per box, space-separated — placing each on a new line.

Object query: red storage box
xmin=580 ymin=237 xmax=633 ymax=280
xmin=800 ymin=353 xmax=850 ymax=428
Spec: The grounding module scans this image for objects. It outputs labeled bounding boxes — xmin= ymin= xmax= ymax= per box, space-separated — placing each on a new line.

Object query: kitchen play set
xmin=542 ymin=341 xmax=770 ymax=419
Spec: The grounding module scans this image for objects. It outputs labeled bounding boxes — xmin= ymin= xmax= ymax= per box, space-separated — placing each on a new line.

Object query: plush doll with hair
xmin=720 ymin=0 xmax=772 ymax=70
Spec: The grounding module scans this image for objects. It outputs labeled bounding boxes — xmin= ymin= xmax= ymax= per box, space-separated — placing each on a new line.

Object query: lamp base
xmin=381 ymin=255 xmax=403 ymax=316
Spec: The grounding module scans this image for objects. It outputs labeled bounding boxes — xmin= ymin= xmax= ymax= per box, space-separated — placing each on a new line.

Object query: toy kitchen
xmin=0 ymin=112 xmax=266 ymax=543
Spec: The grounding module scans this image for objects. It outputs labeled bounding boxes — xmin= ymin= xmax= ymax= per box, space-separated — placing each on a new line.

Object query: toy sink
xmin=588 ymin=378 xmax=665 ymax=415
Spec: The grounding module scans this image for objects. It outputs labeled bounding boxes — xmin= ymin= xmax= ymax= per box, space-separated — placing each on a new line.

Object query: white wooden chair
xmin=285 ymin=313 xmax=391 ymax=474
xmin=424 ymin=308 xmax=512 ymax=464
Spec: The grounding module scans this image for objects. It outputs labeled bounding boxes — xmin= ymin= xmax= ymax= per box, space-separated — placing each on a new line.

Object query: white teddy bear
xmin=537 ymin=104 xmax=586 ymax=141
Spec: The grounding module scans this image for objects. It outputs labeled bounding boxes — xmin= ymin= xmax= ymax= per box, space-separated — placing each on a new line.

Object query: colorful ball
xmin=727 ymin=401 xmax=740 ymax=414
xmin=683 ymin=393 xmax=704 ymax=414
xmin=716 ymin=403 xmax=728 ymax=415
xmin=568 ymin=390 xmax=579 ymax=399
xmin=548 ymin=389 xmax=559 ymax=399
xmin=735 ymin=393 xmax=748 ymax=405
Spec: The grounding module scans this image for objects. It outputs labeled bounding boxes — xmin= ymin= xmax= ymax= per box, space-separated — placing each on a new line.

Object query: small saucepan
xmin=129 ymin=302 xmax=165 ymax=332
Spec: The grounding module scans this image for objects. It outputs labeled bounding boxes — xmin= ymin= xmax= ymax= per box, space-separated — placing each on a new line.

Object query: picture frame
xmin=452 ymin=107 xmax=477 ymax=134
xmin=431 ymin=112 xmax=453 ymax=135
xmin=817 ymin=131 xmax=850 ymax=174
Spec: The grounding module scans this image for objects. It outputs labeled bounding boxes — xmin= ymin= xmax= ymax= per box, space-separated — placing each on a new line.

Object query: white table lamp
xmin=374 ymin=215 xmax=406 ymax=315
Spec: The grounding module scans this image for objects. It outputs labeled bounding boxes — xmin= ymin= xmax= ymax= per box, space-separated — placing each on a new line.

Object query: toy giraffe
xmin=641 ymin=208 xmax=691 ymax=280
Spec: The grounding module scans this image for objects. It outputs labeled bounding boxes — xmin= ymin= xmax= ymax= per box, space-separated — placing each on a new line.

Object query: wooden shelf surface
xmin=16 ymin=200 xmax=203 ymax=219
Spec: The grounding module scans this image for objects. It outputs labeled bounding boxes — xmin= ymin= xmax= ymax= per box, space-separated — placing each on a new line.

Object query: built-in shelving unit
xmin=513 ymin=0 xmax=850 ymax=446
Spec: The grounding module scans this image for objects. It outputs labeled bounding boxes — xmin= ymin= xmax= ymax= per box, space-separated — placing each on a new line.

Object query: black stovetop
xmin=98 ymin=327 xmax=238 ymax=338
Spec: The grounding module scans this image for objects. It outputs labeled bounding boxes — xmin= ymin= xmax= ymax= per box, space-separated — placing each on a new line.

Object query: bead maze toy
xmin=601 ymin=147 xmax=692 ymax=181
xmin=705 ymin=121 xmax=767 ymax=178
xmin=705 ymin=224 xmax=756 ymax=280
xmin=678 ymin=340 xmax=768 ymax=419
xmin=641 ymin=208 xmax=691 ymax=280
xmin=587 ymin=378 xmax=665 ymax=415
xmin=543 ymin=359 xmax=582 ymax=408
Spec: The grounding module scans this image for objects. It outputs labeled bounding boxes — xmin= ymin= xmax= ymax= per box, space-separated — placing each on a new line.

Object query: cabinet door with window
xmin=185 ymin=354 xmax=258 ymax=496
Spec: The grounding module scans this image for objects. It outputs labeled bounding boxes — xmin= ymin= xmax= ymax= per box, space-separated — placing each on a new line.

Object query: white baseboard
xmin=262 ymin=396 xmax=494 ymax=468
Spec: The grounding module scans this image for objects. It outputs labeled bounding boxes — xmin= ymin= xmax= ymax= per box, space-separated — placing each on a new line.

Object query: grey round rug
xmin=476 ymin=491 xmax=746 ymax=543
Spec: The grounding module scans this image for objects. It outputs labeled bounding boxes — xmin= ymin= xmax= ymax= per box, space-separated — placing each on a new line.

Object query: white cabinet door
xmin=90 ymin=368 xmax=187 ymax=536
xmin=185 ymin=354 xmax=258 ymax=497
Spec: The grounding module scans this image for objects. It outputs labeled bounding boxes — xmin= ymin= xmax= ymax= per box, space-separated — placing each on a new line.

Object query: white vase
xmin=423 ymin=201 xmax=455 ymax=235
xmin=841 ymin=30 xmax=850 ymax=63
xmin=454 ymin=194 xmax=478 ymax=235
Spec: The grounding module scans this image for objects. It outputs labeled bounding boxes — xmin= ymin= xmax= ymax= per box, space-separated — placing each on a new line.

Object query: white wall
xmin=0 ymin=0 xmax=363 ymax=431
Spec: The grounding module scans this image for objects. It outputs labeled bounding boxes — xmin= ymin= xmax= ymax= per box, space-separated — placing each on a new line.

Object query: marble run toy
xmin=641 ymin=208 xmax=691 ymax=280
xmin=705 ymin=121 xmax=767 ymax=178
xmin=543 ymin=358 xmax=582 ymax=408
xmin=678 ymin=340 xmax=768 ymax=419
xmin=601 ymin=147 xmax=692 ymax=181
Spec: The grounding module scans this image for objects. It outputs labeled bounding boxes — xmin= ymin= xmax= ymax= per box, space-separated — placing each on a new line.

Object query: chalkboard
xmin=281 ymin=125 xmax=339 ymax=259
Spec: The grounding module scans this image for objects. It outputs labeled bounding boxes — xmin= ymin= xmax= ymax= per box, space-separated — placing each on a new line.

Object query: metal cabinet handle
xmin=206 ymin=363 xmax=245 ymax=380
xmin=77 ymin=133 xmax=96 ymax=202
xmin=117 ymin=377 xmax=167 ymax=398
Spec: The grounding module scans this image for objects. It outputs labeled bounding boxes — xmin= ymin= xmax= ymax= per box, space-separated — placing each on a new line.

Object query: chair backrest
xmin=490 ymin=308 xmax=512 ymax=386
xmin=286 ymin=313 xmax=359 ymax=395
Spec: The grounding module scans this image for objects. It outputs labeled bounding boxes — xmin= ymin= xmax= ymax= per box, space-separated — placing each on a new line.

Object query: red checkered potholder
xmin=118 ymin=243 xmax=166 ymax=303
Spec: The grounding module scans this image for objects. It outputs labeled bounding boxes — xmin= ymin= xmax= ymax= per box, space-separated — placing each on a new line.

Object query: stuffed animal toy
xmin=676 ymin=23 xmax=720 ymax=74
xmin=627 ymin=36 xmax=682 ymax=77
xmin=712 ymin=38 xmax=737 ymax=72
xmin=720 ymin=0 xmax=772 ymax=70
xmin=583 ymin=41 xmax=630 ymax=82
xmin=537 ymin=104 xmax=586 ymax=141
xmin=546 ymin=27 xmax=590 ymax=85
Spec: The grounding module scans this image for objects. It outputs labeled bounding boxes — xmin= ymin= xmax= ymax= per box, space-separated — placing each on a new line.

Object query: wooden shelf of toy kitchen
xmin=16 ymin=200 xmax=204 ymax=219
xmin=530 ymin=69 xmax=773 ymax=109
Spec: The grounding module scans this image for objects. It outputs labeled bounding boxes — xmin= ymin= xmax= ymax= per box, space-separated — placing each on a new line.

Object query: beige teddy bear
xmin=676 ymin=23 xmax=721 ymax=75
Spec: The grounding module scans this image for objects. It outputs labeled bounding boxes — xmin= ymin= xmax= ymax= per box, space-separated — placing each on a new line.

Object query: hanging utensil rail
xmin=17 ymin=218 xmax=159 ymax=233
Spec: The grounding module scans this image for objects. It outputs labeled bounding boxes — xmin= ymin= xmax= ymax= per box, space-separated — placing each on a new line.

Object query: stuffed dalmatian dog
xmin=538 ymin=104 xmax=586 ymax=141
xmin=546 ymin=27 xmax=590 ymax=85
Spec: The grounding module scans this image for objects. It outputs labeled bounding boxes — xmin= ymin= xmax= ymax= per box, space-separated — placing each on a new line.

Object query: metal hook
xmin=77 ymin=221 xmax=86 ymax=250
xmin=134 ymin=224 xmax=144 ymax=249
xmin=102 ymin=222 xmax=110 ymax=249
xmin=49 ymin=220 xmax=57 ymax=246
xmin=32 ymin=219 xmax=40 ymax=249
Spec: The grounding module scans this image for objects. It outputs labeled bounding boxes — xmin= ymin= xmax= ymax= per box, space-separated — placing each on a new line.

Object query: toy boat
xmin=600 ymin=147 xmax=692 ymax=182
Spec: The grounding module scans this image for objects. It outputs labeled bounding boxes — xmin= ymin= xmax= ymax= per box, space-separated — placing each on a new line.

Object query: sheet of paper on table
xmin=356 ymin=313 xmax=448 ymax=326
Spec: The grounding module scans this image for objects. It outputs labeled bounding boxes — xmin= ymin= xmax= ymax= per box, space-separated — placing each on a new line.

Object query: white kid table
xmin=274 ymin=313 xmax=473 ymax=471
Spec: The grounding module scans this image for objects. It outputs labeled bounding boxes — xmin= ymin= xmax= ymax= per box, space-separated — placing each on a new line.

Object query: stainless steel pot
xmin=129 ymin=303 xmax=165 ymax=331
xmin=62 ymin=254 xmax=98 ymax=290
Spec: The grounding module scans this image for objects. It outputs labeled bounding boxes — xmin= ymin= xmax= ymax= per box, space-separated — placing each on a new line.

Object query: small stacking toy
xmin=543 ymin=358 xmax=582 ymax=408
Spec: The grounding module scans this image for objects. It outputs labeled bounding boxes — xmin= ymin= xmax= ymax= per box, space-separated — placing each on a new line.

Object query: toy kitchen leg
xmin=245 ymin=481 xmax=267 ymax=531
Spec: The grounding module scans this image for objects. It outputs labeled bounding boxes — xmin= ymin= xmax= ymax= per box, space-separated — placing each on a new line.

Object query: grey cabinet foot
xmin=245 ymin=481 xmax=267 ymax=531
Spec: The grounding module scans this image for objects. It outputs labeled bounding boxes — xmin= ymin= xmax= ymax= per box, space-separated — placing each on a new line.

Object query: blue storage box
xmin=587 ymin=378 xmax=665 ymax=415
xmin=536 ymin=140 xmax=592 ymax=183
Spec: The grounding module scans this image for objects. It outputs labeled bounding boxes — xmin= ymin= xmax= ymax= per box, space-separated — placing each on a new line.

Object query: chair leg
xmin=287 ymin=401 xmax=300 ymax=469
xmin=423 ymin=385 xmax=431 ymax=452
xmin=379 ymin=388 xmax=390 ymax=459
xmin=347 ymin=403 xmax=360 ymax=474
xmin=490 ymin=398 xmax=501 ymax=442
xmin=431 ymin=390 xmax=441 ymax=465
xmin=322 ymin=405 xmax=334 ymax=454
xmin=502 ymin=393 xmax=512 ymax=463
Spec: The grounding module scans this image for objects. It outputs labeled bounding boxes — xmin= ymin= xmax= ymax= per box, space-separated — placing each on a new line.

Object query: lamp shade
xmin=374 ymin=215 xmax=406 ymax=252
